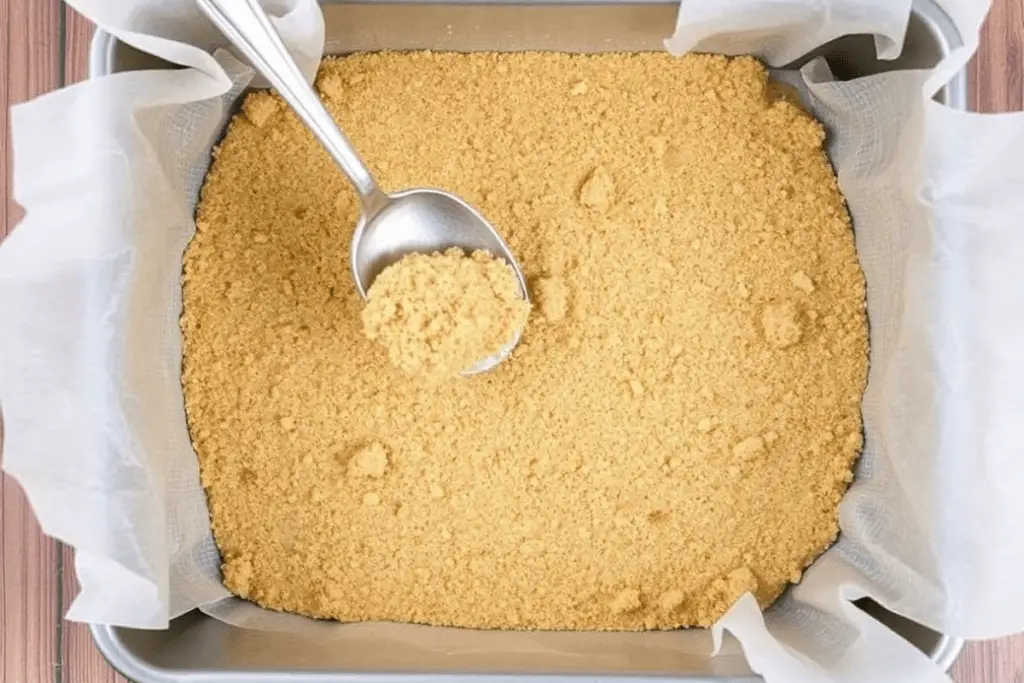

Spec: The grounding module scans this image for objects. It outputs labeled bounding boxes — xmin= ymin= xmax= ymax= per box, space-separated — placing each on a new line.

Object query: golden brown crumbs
xmin=791 ymin=271 xmax=816 ymax=293
xmin=733 ymin=436 xmax=766 ymax=460
xmin=534 ymin=276 xmax=568 ymax=323
xmin=660 ymin=589 xmax=686 ymax=612
xmin=762 ymin=301 xmax=804 ymax=349
xmin=610 ymin=588 xmax=643 ymax=614
xmin=578 ymin=165 xmax=616 ymax=212
xmin=182 ymin=51 xmax=868 ymax=631
xmin=361 ymin=248 xmax=529 ymax=379
xmin=347 ymin=442 xmax=389 ymax=479
xmin=241 ymin=91 xmax=281 ymax=128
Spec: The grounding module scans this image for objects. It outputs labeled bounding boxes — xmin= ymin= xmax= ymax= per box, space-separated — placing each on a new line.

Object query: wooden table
xmin=2 ymin=1 xmax=1022 ymax=681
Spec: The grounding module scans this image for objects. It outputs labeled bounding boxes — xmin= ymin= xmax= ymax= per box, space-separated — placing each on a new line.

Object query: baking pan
xmin=86 ymin=1 xmax=966 ymax=680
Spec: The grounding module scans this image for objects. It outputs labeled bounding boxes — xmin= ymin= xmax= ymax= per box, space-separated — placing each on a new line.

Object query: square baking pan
xmin=86 ymin=1 xmax=966 ymax=680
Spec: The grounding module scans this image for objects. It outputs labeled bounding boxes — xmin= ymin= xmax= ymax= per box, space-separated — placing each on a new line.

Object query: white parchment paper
xmin=2 ymin=0 xmax=1023 ymax=680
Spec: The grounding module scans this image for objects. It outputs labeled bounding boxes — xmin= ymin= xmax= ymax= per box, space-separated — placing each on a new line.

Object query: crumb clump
xmin=762 ymin=301 xmax=803 ymax=349
xmin=361 ymin=248 xmax=529 ymax=379
xmin=534 ymin=276 xmax=568 ymax=322
xmin=660 ymin=589 xmax=685 ymax=612
xmin=610 ymin=588 xmax=642 ymax=614
xmin=348 ymin=442 xmax=389 ymax=479
xmin=791 ymin=271 xmax=815 ymax=293
xmin=578 ymin=165 xmax=615 ymax=211
xmin=241 ymin=91 xmax=281 ymax=128
xmin=183 ymin=51 xmax=868 ymax=632
xmin=733 ymin=436 xmax=766 ymax=460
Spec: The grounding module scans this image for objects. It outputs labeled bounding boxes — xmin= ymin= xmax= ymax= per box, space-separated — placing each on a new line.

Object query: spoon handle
xmin=196 ymin=0 xmax=383 ymax=207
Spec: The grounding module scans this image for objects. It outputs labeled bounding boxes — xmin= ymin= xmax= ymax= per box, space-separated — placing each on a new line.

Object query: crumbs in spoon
xmin=361 ymin=248 xmax=530 ymax=379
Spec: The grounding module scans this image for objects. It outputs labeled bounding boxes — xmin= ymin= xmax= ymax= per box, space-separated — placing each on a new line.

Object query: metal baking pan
xmin=86 ymin=1 xmax=966 ymax=680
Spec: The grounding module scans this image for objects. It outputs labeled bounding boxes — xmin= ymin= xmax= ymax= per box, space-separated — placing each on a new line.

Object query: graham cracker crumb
xmin=361 ymin=248 xmax=530 ymax=379
xmin=578 ymin=166 xmax=615 ymax=211
xmin=706 ymin=567 xmax=759 ymax=618
xmin=845 ymin=432 xmax=864 ymax=452
xmin=226 ymin=553 xmax=254 ymax=596
xmin=791 ymin=271 xmax=816 ymax=293
xmin=241 ymin=91 xmax=280 ymax=128
xmin=762 ymin=301 xmax=803 ymax=348
xmin=535 ymin=276 xmax=568 ymax=322
xmin=654 ymin=196 xmax=669 ymax=216
xmin=660 ymin=590 xmax=685 ymax=612
xmin=610 ymin=588 xmax=642 ymax=614
xmin=647 ymin=136 xmax=670 ymax=158
xmin=183 ymin=52 xmax=867 ymax=632
xmin=318 ymin=72 xmax=345 ymax=101
xmin=348 ymin=442 xmax=389 ymax=479
xmin=733 ymin=436 xmax=766 ymax=460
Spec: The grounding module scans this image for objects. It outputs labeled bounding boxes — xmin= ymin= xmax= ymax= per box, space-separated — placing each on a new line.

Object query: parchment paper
xmin=2 ymin=0 xmax=1023 ymax=680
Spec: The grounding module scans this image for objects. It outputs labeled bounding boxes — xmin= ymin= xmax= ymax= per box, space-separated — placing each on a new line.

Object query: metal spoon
xmin=196 ymin=0 xmax=529 ymax=374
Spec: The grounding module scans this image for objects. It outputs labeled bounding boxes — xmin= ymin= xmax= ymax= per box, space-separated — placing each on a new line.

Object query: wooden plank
xmin=0 ymin=477 xmax=60 ymax=683
xmin=968 ymin=0 xmax=1024 ymax=113
xmin=2 ymin=0 xmax=62 ymax=239
xmin=64 ymin=5 xmax=94 ymax=86
xmin=953 ymin=635 xmax=1024 ymax=683
xmin=1 ymin=2 xmax=62 ymax=683
xmin=0 ymin=0 xmax=9 ymax=241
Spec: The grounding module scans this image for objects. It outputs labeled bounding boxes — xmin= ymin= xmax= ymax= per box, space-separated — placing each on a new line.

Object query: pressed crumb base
xmin=182 ymin=52 xmax=868 ymax=631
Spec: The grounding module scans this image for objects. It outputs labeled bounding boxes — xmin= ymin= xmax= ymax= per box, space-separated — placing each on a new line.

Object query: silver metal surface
xmin=88 ymin=0 xmax=967 ymax=680
xmin=196 ymin=0 xmax=528 ymax=375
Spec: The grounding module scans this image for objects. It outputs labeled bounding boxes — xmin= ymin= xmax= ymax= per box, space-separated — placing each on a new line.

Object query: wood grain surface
xmin=2 ymin=3 xmax=62 ymax=683
xmin=1 ymin=1 xmax=1022 ymax=681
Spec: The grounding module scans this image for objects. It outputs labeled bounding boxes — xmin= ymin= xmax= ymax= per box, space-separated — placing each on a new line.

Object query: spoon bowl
xmin=352 ymin=189 xmax=530 ymax=376
xmin=351 ymin=189 xmax=527 ymax=299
